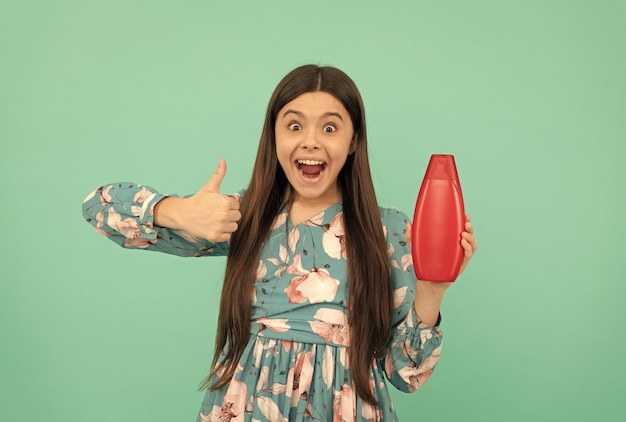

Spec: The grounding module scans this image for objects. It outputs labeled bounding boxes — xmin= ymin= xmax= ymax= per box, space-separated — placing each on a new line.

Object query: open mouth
xmin=296 ymin=159 xmax=327 ymax=178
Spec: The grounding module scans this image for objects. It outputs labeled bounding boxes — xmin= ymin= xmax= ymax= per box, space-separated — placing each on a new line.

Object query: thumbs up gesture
xmin=153 ymin=159 xmax=242 ymax=242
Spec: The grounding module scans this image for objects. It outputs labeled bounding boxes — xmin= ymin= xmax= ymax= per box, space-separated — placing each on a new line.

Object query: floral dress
xmin=82 ymin=183 xmax=444 ymax=422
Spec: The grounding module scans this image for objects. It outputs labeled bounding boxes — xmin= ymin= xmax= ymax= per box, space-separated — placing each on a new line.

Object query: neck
xmin=284 ymin=186 xmax=342 ymax=225
xmin=286 ymin=184 xmax=341 ymax=205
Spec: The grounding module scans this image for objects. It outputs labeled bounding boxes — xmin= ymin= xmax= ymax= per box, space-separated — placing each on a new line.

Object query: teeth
xmin=297 ymin=159 xmax=325 ymax=165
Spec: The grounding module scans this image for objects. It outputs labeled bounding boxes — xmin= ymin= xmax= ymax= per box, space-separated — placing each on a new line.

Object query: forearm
xmin=413 ymin=280 xmax=446 ymax=327
xmin=153 ymin=196 xmax=186 ymax=229
xmin=82 ymin=183 xmax=223 ymax=256
xmin=383 ymin=307 xmax=443 ymax=393
xmin=82 ymin=183 xmax=164 ymax=238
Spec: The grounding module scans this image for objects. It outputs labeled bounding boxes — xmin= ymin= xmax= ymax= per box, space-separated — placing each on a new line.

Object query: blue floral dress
xmin=82 ymin=183 xmax=443 ymax=422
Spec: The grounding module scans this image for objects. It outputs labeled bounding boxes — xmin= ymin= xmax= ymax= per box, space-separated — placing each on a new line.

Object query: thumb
xmin=404 ymin=221 xmax=413 ymax=245
xmin=203 ymin=158 xmax=227 ymax=193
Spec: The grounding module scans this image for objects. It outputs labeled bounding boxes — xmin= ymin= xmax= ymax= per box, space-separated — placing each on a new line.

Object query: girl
xmin=82 ymin=64 xmax=477 ymax=421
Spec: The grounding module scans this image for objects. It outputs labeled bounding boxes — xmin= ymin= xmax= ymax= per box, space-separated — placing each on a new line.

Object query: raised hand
xmin=154 ymin=159 xmax=242 ymax=242
xmin=406 ymin=216 xmax=477 ymax=326
xmin=404 ymin=215 xmax=477 ymax=281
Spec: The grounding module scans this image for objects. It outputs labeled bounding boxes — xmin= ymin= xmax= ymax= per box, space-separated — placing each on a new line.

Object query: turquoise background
xmin=2 ymin=1 xmax=625 ymax=421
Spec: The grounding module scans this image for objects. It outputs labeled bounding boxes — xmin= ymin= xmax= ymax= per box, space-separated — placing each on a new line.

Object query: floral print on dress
xmin=82 ymin=185 xmax=443 ymax=421
xmin=284 ymin=254 xmax=340 ymax=304
xmin=310 ymin=308 xmax=350 ymax=346
xmin=322 ymin=212 xmax=347 ymax=260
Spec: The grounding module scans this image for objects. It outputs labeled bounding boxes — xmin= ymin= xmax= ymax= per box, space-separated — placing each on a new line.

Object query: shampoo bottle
xmin=411 ymin=154 xmax=465 ymax=282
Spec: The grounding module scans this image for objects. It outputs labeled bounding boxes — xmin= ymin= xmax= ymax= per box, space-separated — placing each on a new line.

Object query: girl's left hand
xmin=406 ymin=216 xmax=477 ymax=325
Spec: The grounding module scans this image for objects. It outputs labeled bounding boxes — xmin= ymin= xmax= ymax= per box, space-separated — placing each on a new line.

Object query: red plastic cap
xmin=425 ymin=154 xmax=461 ymax=184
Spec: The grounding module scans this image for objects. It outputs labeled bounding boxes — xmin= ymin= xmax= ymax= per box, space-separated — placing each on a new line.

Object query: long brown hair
xmin=202 ymin=65 xmax=392 ymax=406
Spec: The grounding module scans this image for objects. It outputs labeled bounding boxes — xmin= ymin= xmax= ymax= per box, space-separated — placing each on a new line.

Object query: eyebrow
xmin=281 ymin=109 xmax=344 ymax=121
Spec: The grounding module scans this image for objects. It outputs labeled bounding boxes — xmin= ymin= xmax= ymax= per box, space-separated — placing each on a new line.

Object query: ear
xmin=349 ymin=136 xmax=357 ymax=154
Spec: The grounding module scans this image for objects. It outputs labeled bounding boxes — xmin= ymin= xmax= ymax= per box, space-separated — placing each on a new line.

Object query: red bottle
xmin=411 ymin=154 xmax=465 ymax=282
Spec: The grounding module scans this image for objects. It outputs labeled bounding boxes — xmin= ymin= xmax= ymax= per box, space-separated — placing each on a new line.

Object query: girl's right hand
xmin=154 ymin=159 xmax=241 ymax=243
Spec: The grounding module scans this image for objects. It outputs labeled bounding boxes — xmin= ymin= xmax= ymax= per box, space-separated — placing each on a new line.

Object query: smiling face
xmin=275 ymin=91 xmax=355 ymax=207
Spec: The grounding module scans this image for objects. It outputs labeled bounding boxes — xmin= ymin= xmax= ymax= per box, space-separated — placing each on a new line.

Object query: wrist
xmin=413 ymin=280 xmax=447 ymax=327
xmin=154 ymin=197 xmax=184 ymax=229
xmin=416 ymin=279 xmax=449 ymax=298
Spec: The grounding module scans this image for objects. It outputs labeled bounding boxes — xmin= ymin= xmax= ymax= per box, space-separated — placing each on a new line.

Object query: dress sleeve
xmin=81 ymin=182 xmax=230 ymax=257
xmin=379 ymin=208 xmax=444 ymax=393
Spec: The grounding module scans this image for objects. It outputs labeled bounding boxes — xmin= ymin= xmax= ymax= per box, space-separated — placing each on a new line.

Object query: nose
xmin=301 ymin=130 xmax=320 ymax=150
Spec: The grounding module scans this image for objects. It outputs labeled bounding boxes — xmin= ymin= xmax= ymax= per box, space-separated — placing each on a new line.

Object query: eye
xmin=288 ymin=122 xmax=301 ymax=131
xmin=323 ymin=124 xmax=337 ymax=133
